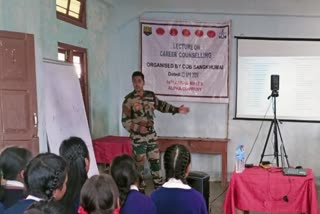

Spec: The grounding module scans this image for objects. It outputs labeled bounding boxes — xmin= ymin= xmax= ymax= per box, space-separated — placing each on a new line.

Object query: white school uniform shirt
xmin=130 ymin=185 xmax=139 ymax=191
xmin=26 ymin=195 xmax=42 ymax=201
xmin=162 ymin=178 xmax=192 ymax=189
xmin=4 ymin=180 xmax=24 ymax=188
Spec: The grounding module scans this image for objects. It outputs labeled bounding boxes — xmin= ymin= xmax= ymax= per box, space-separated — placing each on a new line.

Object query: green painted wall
xmin=0 ymin=0 xmax=113 ymax=151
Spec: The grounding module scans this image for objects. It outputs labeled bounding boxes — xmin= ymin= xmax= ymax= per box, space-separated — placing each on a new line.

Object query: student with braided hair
xmin=59 ymin=136 xmax=90 ymax=214
xmin=110 ymin=154 xmax=156 ymax=214
xmin=151 ymin=144 xmax=207 ymax=214
xmin=24 ymin=199 xmax=63 ymax=214
xmin=4 ymin=153 xmax=68 ymax=214
xmin=78 ymin=174 xmax=120 ymax=214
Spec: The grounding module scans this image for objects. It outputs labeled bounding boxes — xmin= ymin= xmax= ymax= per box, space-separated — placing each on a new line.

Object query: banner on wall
xmin=141 ymin=19 xmax=230 ymax=103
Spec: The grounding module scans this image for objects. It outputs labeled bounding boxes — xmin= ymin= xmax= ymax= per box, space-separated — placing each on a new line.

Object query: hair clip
xmin=113 ymin=208 xmax=121 ymax=214
xmin=78 ymin=206 xmax=88 ymax=214
xmin=45 ymin=189 xmax=51 ymax=196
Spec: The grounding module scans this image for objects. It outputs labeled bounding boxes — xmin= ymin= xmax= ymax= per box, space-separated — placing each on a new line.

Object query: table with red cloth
xmin=92 ymin=136 xmax=132 ymax=164
xmin=223 ymin=167 xmax=319 ymax=214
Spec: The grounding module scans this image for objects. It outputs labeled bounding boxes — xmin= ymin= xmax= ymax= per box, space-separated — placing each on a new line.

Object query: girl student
xmin=110 ymin=154 xmax=156 ymax=214
xmin=4 ymin=153 xmax=68 ymax=214
xmin=78 ymin=174 xmax=120 ymax=214
xmin=59 ymin=136 xmax=90 ymax=214
xmin=0 ymin=147 xmax=32 ymax=208
xmin=151 ymin=144 xmax=207 ymax=214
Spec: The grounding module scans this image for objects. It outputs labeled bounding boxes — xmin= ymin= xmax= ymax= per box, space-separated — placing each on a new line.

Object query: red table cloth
xmin=93 ymin=135 xmax=132 ymax=164
xmin=223 ymin=167 xmax=319 ymax=214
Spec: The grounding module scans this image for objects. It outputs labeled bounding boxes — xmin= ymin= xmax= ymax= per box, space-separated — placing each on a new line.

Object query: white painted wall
xmin=106 ymin=0 xmax=320 ymax=179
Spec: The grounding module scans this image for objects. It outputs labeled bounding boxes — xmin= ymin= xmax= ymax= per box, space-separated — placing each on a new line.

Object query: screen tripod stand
xmin=259 ymin=89 xmax=290 ymax=167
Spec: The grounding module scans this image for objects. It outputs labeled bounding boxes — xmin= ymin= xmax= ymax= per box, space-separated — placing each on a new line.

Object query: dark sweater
xmin=0 ymin=188 xmax=25 ymax=209
xmin=121 ymin=190 xmax=156 ymax=214
xmin=151 ymin=187 xmax=208 ymax=214
xmin=4 ymin=199 xmax=35 ymax=214
xmin=0 ymin=202 xmax=4 ymax=213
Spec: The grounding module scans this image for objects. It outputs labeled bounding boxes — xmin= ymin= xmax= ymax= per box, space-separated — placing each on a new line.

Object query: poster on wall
xmin=141 ymin=18 xmax=230 ymax=103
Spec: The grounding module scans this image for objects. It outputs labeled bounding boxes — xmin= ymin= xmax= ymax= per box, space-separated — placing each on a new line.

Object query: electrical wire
xmin=209 ymin=184 xmax=229 ymax=204
xmin=245 ymin=99 xmax=272 ymax=164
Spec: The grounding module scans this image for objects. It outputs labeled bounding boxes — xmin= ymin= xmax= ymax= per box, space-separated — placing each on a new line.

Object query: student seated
xmin=110 ymin=154 xmax=156 ymax=214
xmin=4 ymin=153 xmax=68 ymax=214
xmin=151 ymin=144 xmax=207 ymax=214
xmin=59 ymin=136 xmax=90 ymax=214
xmin=0 ymin=202 xmax=4 ymax=213
xmin=0 ymin=147 xmax=32 ymax=208
xmin=79 ymin=174 xmax=120 ymax=214
xmin=24 ymin=199 xmax=63 ymax=214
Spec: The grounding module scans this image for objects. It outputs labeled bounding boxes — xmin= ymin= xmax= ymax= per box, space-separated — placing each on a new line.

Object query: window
xmin=58 ymin=42 xmax=90 ymax=123
xmin=56 ymin=0 xmax=86 ymax=28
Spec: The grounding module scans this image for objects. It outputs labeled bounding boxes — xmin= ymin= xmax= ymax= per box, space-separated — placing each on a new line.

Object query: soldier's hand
xmin=179 ymin=105 xmax=190 ymax=114
xmin=139 ymin=126 xmax=148 ymax=134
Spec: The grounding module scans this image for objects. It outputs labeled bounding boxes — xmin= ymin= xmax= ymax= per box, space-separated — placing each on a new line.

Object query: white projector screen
xmin=236 ymin=37 xmax=320 ymax=121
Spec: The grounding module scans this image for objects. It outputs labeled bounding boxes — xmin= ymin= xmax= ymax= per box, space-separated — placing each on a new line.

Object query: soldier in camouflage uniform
xmin=122 ymin=71 xmax=189 ymax=188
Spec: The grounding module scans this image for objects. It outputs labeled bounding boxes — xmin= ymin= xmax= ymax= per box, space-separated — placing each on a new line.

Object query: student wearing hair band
xmin=0 ymin=147 xmax=32 ymax=209
xmin=78 ymin=174 xmax=120 ymax=214
xmin=4 ymin=153 xmax=68 ymax=214
xmin=151 ymin=144 xmax=207 ymax=214
xmin=110 ymin=154 xmax=156 ymax=214
xmin=59 ymin=136 xmax=90 ymax=214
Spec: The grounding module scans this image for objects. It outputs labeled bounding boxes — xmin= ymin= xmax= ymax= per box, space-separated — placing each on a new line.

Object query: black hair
xmin=132 ymin=71 xmax=144 ymax=81
xmin=24 ymin=199 xmax=65 ymax=214
xmin=24 ymin=153 xmax=68 ymax=200
xmin=59 ymin=136 xmax=89 ymax=212
xmin=80 ymin=174 xmax=119 ymax=214
xmin=0 ymin=147 xmax=32 ymax=204
xmin=110 ymin=154 xmax=140 ymax=207
xmin=163 ymin=144 xmax=191 ymax=184
xmin=0 ymin=147 xmax=32 ymax=180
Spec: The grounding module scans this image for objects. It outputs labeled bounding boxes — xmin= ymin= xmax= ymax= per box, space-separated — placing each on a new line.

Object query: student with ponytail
xmin=110 ymin=154 xmax=156 ymax=214
xmin=4 ymin=153 xmax=68 ymax=214
xmin=59 ymin=136 xmax=90 ymax=214
xmin=151 ymin=144 xmax=207 ymax=214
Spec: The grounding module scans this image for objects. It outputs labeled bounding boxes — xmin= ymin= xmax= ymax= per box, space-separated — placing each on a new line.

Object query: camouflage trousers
xmin=131 ymin=132 xmax=163 ymax=185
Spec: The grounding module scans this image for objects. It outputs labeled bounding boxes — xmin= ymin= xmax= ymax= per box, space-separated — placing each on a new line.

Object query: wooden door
xmin=0 ymin=31 xmax=38 ymax=155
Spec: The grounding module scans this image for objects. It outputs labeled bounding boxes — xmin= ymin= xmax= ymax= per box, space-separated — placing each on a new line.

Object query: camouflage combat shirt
xmin=122 ymin=90 xmax=179 ymax=136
